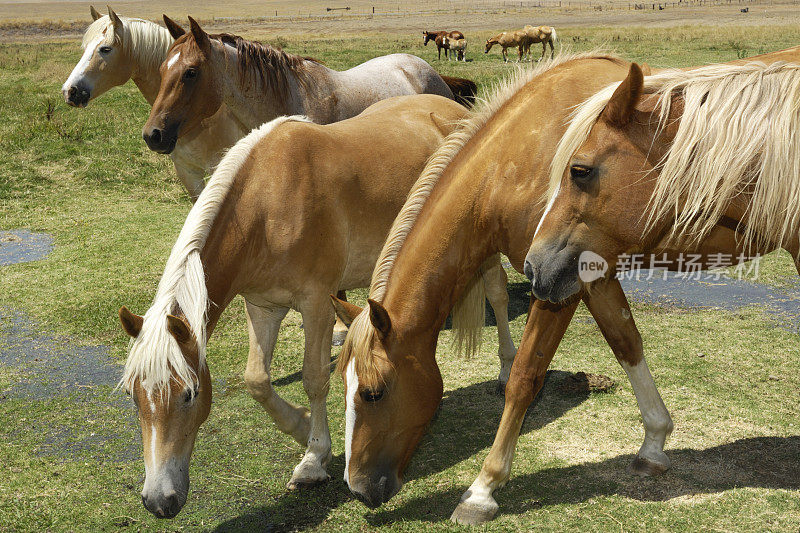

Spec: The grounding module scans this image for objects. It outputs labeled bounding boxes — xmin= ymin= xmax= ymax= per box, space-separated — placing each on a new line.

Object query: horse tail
xmin=550 ymin=27 xmax=558 ymax=44
xmin=451 ymin=271 xmax=485 ymax=358
xmin=441 ymin=75 xmax=477 ymax=108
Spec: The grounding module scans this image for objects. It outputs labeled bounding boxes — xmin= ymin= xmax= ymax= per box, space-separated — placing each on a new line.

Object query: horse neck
xmin=217 ymin=45 xmax=312 ymax=128
xmin=380 ymin=157 xmax=500 ymax=349
xmin=126 ymin=24 xmax=172 ymax=105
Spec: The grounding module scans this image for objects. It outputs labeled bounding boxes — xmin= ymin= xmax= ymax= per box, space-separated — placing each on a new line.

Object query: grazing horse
xmin=423 ymin=30 xmax=465 ymax=60
xmin=444 ymin=36 xmax=467 ymax=62
xmin=61 ymin=7 xmax=242 ymax=200
xmin=117 ymin=94 xmax=517 ymax=518
xmin=484 ymin=29 xmax=528 ymax=62
xmin=143 ymin=17 xmax=475 ymax=154
xmin=333 ymin=46 xmax=800 ymax=524
xmin=520 ymin=25 xmax=557 ymax=61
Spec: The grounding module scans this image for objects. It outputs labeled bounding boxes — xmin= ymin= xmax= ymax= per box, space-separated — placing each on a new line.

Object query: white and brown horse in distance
xmin=142 ymin=17 xmax=476 ymax=154
xmin=118 ymin=94 xmax=516 ymax=518
xmin=332 ymin=45 xmax=800 ymax=525
xmin=61 ymin=7 xmax=242 ymax=200
xmin=423 ymin=30 xmax=465 ymax=60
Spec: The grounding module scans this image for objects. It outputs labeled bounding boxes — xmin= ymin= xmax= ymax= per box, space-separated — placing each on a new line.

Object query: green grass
xmin=1 ymin=25 xmax=799 ymax=531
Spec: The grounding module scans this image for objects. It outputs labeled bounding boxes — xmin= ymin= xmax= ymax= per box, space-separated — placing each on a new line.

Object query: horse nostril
xmin=68 ymin=86 xmax=77 ymax=97
xmin=151 ymin=129 xmax=162 ymax=144
xmin=524 ymin=260 xmax=535 ymax=282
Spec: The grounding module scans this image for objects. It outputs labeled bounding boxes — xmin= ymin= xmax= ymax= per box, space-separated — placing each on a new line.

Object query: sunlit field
xmin=1 ymin=23 xmax=799 ymax=531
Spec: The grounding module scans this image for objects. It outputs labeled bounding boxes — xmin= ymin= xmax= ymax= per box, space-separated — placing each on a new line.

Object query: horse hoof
xmin=450 ymin=500 xmax=498 ymax=525
xmin=627 ymin=453 xmax=670 ymax=477
xmin=286 ymin=475 xmax=330 ymax=490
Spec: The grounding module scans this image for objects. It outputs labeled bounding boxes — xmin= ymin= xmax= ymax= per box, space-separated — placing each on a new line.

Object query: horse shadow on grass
xmin=213 ymin=369 xmax=589 ymax=531
xmin=366 ymin=435 xmax=800 ymax=526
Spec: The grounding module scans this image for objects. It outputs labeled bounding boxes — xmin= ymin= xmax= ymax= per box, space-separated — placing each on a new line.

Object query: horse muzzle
xmin=141 ymin=457 xmax=190 ymax=518
xmin=348 ymin=470 xmax=402 ymax=509
xmin=142 ymin=124 xmax=179 ymax=154
xmin=63 ymin=84 xmax=91 ymax=108
xmin=524 ymin=241 xmax=584 ymax=303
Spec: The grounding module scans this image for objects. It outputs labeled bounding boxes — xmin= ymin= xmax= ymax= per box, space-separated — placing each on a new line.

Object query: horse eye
xmin=99 ymin=46 xmax=112 ymax=54
xmin=360 ymin=389 xmax=384 ymax=403
xmin=570 ymin=165 xmax=595 ymax=184
xmin=183 ymin=388 xmax=196 ymax=404
xmin=183 ymin=68 xmax=197 ymax=80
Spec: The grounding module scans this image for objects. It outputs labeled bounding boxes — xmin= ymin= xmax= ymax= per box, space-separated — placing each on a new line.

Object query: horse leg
xmin=243 ymin=302 xmax=310 ymax=445
xmin=584 ymin=279 xmax=673 ymax=476
xmin=451 ymin=296 xmax=579 ymax=525
xmin=286 ymin=295 xmax=335 ymax=489
xmin=549 ymin=38 xmax=555 ymax=59
xmin=480 ymin=255 xmax=516 ymax=393
xmin=540 ymin=42 xmax=546 ymax=62
xmin=332 ymin=289 xmax=349 ymax=346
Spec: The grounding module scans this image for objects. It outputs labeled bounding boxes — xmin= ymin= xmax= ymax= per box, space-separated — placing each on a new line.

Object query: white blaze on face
xmin=343 ymin=358 xmax=359 ymax=486
xmin=62 ymin=35 xmax=103 ymax=93
xmin=166 ymin=51 xmax=181 ymax=70
xmin=145 ymin=388 xmax=158 ymax=474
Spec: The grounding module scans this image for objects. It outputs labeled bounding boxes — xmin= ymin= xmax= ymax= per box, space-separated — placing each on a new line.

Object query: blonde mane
xmin=120 ymin=115 xmax=310 ymax=394
xmin=83 ymin=15 xmax=173 ymax=74
xmin=549 ymin=60 xmax=800 ymax=251
xmin=338 ymin=51 xmax=622 ymax=385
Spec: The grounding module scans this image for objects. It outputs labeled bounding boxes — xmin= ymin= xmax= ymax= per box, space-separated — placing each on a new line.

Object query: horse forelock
xmin=83 ymin=15 xmax=173 ymax=73
xmin=551 ymin=60 xmax=800 ymax=252
xmin=120 ymin=115 xmax=311 ymax=395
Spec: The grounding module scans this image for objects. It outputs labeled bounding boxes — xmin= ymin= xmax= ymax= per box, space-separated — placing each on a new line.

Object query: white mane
xmin=83 ymin=15 xmax=173 ymax=74
xmin=120 ymin=116 xmax=311 ymax=394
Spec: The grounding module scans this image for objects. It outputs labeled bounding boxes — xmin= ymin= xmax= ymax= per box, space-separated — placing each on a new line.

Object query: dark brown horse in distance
xmin=423 ymin=30 xmax=465 ymax=60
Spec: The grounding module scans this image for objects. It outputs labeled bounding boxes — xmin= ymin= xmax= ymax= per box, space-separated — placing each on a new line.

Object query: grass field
xmin=1 ymin=23 xmax=800 ymax=531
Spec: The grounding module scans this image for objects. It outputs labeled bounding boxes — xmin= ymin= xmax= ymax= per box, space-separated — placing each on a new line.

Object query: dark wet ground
xmin=0 ymin=229 xmax=54 ymax=266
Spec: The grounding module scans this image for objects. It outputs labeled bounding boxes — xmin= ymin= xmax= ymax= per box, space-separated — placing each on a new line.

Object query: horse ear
xmin=90 ymin=5 xmax=102 ymax=20
xmin=367 ymin=299 xmax=392 ymax=340
xmin=163 ymin=15 xmax=186 ymax=39
xmin=640 ymin=62 xmax=652 ymax=76
xmin=119 ymin=306 xmax=143 ymax=338
xmin=601 ymin=63 xmax=644 ymax=127
xmin=187 ymin=16 xmax=210 ymax=50
xmin=330 ymin=295 xmax=363 ymax=327
xmin=166 ymin=314 xmax=193 ymax=345
xmin=107 ymin=6 xmax=123 ymax=32
xmin=428 ymin=112 xmax=451 ymax=136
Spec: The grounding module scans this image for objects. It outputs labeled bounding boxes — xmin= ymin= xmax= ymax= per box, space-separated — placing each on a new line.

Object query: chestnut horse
xmin=333 ymin=46 xmax=800 ymax=524
xmin=143 ymin=17 xmax=475 ymax=154
xmin=117 ymin=94 xmax=517 ymax=518
xmin=423 ymin=30 xmax=465 ymax=60
xmin=62 ymin=7 xmax=242 ymax=199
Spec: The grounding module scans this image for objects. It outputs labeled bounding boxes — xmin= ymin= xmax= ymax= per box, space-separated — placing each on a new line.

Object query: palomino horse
xmin=118 ymin=94 xmax=516 ymax=518
xmin=332 ymin=46 xmax=800 ymax=524
xmin=61 ymin=7 xmax=242 ymax=200
xmin=142 ymin=17 xmax=476 ymax=154
xmin=444 ymin=36 xmax=467 ymax=62
xmin=520 ymin=25 xmax=557 ymax=61
xmin=423 ymin=30 xmax=465 ymax=60
xmin=484 ymin=30 xmax=528 ymax=62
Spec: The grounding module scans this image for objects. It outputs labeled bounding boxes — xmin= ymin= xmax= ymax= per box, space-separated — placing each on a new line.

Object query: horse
xmin=423 ymin=30 xmax=465 ymax=60
xmin=520 ymin=25 xmax=557 ymax=61
xmin=331 ymin=46 xmax=800 ymax=524
xmin=142 ymin=17 xmax=476 ymax=155
xmin=116 ymin=94 xmax=518 ymax=518
xmin=61 ymin=7 xmax=242 ymax=200
xmin=444 ymin=36 xmax=467 ymax=62
xmin=484 ymin=29 xmax=528 ymax=62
